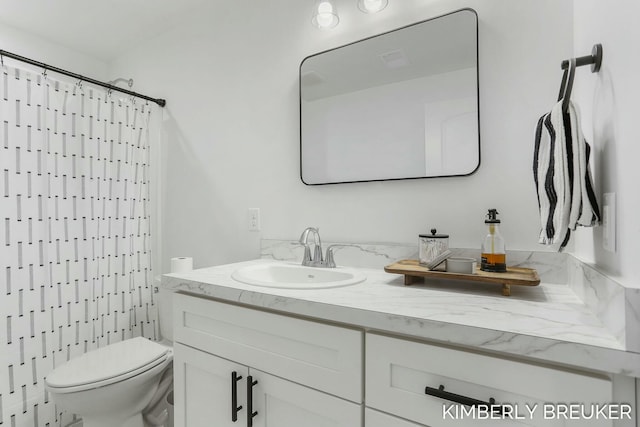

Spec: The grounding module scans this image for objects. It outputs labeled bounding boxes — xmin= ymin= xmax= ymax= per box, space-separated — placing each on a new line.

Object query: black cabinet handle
xmin=425 ymin=385 xmax=502 ymax=414
xmin=231 ymin=371 xmax=243 ymax=422
xmin=247 ymin=375 xmax=258 ymax=427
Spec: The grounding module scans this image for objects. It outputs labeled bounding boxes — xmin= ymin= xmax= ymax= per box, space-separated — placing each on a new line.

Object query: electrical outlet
xmin=602 ymin=193 xmax=616 ymax=252
xmin=248 ymin=208 xmax=261 ymax=232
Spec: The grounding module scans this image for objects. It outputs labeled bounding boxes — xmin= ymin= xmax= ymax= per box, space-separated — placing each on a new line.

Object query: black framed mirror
xmin=300 ymin=8 xmax=480 ymax=185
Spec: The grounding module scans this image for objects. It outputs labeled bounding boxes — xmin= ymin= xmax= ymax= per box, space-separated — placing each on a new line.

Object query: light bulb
xmin=318 ymin=1 xmax=334 ymax=14
xmin=312 ymin=0 xmax=339 ymax=29
xmin=358 ymin=0 xmax=388 ymax=13
xmin=363 ymin=0 xmax=381 ymax=11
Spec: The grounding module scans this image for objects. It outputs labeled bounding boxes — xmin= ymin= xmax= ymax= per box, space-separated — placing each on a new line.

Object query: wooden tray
xmin=384 ymin=259 xmax=540 ymax=296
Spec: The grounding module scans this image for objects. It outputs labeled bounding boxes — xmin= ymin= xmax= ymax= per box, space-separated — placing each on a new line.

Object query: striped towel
xmin=533 ymin=100 xmax=600 ymax=250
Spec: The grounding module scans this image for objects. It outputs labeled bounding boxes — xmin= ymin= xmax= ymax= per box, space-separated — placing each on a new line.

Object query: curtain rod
xmin=0 ymin=49 xmax=166 ymax=107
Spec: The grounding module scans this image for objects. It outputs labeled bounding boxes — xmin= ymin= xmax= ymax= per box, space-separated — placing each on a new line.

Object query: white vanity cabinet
xmin=172 ymin=293 xmax=363 ymax=427
xmin=171 ymin=291 xmax=635 ymax=427
xmin=366 ymin=333 xmax=635 ymax=427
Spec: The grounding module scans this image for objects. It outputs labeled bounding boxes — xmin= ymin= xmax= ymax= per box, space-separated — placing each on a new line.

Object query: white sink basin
xmin=231 ymin=262 xmax=366 ymax=289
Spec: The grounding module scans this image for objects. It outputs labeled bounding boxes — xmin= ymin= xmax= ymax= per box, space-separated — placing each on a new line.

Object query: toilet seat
xmin=45 ymin=337 xmax=171 ymax=394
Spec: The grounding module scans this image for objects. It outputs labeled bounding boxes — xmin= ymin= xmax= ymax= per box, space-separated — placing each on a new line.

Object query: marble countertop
xmin=162 ymin=259 xmax=640 ymax=377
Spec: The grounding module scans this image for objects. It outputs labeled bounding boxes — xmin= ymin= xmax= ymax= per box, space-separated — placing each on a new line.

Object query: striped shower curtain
xmin=0 ymin=64 xmax=159 ymax=426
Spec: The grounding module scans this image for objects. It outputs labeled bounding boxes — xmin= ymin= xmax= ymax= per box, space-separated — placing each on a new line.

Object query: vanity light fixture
xmin=312 ymin=0 xmax=340 ymax=29
xmin=357 ymin=0 xmax=388 ymax=13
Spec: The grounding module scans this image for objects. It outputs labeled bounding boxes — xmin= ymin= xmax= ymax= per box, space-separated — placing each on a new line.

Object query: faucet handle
xmin=303 ymin=245 xmax=313 ymax=264
xmin=325 ymin=247 xmax=336 ymax=268
xmin=290 ymin=241 xmax=313 ymax=265
xmin=324 ymin=245 xmax=344 ymax=268
xmin=325 ymin=244 xmax=359 ymax=268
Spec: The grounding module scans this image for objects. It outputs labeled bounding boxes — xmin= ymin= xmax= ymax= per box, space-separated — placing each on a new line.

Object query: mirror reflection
xmin=300 ymin=9 xmax=479 ymax=185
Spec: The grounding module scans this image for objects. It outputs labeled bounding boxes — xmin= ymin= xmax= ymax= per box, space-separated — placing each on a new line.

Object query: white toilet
xmin=45 ymin=286 xmax=176 ymax=427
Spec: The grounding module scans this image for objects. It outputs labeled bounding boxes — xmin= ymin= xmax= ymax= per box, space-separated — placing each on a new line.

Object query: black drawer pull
xmin=247 ymin=375 xmax=259 ymax=427
xmin=425 ymin=385 xmax=502 ymax=414
xmin=231 ymin=371 xmax=243 ymax=422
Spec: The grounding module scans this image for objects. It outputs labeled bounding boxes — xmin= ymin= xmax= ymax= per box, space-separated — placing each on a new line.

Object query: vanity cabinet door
xmin=249 ymin=369 xmax=362 ymax=427
xmin=173 ymin=343 xmax=248 ymax=427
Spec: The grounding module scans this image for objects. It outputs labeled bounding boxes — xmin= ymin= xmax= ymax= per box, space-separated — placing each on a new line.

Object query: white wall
xmin=572 ymin=0 xmax=640 ymax=288
xmin=110 ymin=0 xmax=574 ymax=273
xmin=0 ymin=22 xmax=107 ymax=79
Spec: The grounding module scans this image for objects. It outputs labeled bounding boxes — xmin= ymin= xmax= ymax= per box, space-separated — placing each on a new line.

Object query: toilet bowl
xmin=45 ymin=337 xmax=172 ymax=427
xmin=45 ymin=284 xmax=177 ymax=427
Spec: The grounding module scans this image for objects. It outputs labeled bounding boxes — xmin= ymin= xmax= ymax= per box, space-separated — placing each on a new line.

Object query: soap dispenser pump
xmin=481 ymin=209 xmax=507 ymax=272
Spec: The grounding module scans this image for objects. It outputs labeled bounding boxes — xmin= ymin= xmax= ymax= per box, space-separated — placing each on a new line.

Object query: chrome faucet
xmin=298 ymin=227 xmax=323 ymax=266
xmin=297 ymin=229 xmax=352 ymax=268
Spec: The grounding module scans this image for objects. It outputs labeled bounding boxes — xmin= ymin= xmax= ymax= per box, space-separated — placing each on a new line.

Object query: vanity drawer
xmin=173 ymin=293 xmax=362 ymax=402
xmin=366 ymin=333 xmax=614 ymax=427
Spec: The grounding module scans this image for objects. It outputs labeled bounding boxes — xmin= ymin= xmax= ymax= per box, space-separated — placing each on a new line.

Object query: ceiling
xmin=0 ymin=0 xmax=209 ymax=61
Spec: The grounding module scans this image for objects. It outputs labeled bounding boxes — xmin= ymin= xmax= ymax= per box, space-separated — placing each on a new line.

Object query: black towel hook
xmin=561 ymin=43 xmax=603 ymax=73
xmin=558 ymin=43 xmax=603 ymax=113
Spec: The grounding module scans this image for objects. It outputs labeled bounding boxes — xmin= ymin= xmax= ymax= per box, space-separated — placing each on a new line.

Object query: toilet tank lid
xmin=45 ymin=337 xmax=170 ymax=388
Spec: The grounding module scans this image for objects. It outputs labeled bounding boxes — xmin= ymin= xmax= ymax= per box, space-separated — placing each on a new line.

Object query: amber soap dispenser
xmin=481 ymin=209 xmax=507 ymax=272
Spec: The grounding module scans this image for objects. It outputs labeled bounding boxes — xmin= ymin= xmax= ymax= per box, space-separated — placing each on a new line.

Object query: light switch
xmin=248 ymin=208 xmax=261 ymax=232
